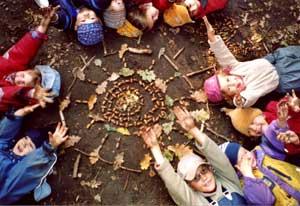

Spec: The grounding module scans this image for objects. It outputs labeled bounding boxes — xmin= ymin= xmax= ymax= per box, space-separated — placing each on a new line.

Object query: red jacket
xmin=264 ymin=99 xmax=300 ymax=155
xmin=0 ymin=30 xmax=47 ymax=112
xmin=194 ymin=0 xmax=228 ymax=19
xmin=130 ymin=0 xmax=172 ymax=11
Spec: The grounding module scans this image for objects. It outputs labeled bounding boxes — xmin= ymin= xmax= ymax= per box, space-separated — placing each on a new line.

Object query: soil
xmin=0 ymin=0 xmax=300 ymax=204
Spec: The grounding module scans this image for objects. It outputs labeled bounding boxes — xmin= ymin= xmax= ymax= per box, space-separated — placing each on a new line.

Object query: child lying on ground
xmin=202 ymin=17 xmax=300 ymax=107
xmin=0 ymin=104 xmax=69 ymax=204
xmin=220 ymin=141 xmax=300 ymax=205
xmin=0 ymin=6 xmax=61 ymax=113
xmin=47 ymin=0 xmax=103 ymax=45
xmin=139 ymin=106 xmax=246 ymax=205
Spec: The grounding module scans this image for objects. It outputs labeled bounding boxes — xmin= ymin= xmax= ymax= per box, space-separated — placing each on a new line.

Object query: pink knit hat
xmin=204 ymin=75 xmax=223 ymax=102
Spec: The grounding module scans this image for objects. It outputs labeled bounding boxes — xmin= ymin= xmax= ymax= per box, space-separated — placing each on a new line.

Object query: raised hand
xmin=48 ymin=122 xmax=69 ymax=148
xmin=173 ymin=106 xmax=195 ymax=132
xmin=202 ymin=16 xmax=216 ymax=42
xmin=277 ymin=100 xmax=289 ymax=127
xmin=14 ymin=104 xmax=40 ymax=117
xmin=287 ymin=90 xmax=300 ymax=112
xmin=37 ymin=5 xmax=60 ymax=33
xmin=33 ymin=84 xmax=55 ymax=108
xmin=235 ymin=155 xmax=255 ymax=178
xmin=139 ymin=124 xmax=161 ymax=148
xmin=234 ymin=93 xmax=245 ymax=108
xmin=277 ymin=130 xmax=300 ymax=145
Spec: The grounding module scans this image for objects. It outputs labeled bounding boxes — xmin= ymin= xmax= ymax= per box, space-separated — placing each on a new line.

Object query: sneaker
xmin=34 ymin=0 xmax=49 ymax=8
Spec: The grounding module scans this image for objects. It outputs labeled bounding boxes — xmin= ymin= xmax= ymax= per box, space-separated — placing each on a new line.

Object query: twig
xmin=186 ymin=65 xmax=215 ymax=77
xmin=81 ymin=55 xmax=95 ymax=71
xmin=137 ymin=35 xmax=142 ymax=45
xmin=74 ymin=148 xmax=142 ymax=173
xmin=59 ymin=110 xmax=66 ymax=126
xmin=182 ymin=75 xmax=194 ymax=90
xmin=72 ymin=154 xmax=81 ymax=178
xmin=173 ymin=47 xmax=185 ymax=60
xmin=263 ymin=42 xmax=270 ymax=53
xmin=204 ymin=123 xmax=230 ymax=141
xmin=123 ymin=174 xmax=130 ymax=191
xmin=98 ymin=134 xmax=109 ymax=152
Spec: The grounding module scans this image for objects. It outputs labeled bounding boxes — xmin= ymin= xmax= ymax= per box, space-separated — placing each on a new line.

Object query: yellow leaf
xmin=191 ymin=90 xmax=207 ymax=103
xmin=190 ymin=109 xmax=210 ymax=122
xmin=89 ymin=151 xmax=99 ymax=165
xmin=88 ymin=94 xmax=97 ymax=111
xmin=113 ymin=152 xmax=124 ymax=170
xmin=116 ymin=127 xmax=130 ymax=136
xmin=140 ymin=153 xmax=152 ymax=170
xmin=167 ymin=144 xmax=193 ymax=159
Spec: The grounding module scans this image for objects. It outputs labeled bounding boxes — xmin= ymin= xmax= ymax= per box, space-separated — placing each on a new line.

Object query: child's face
xmin=237 ymin=147 xmax=256 ymax=169
xmin=248 ymin=115 xmax=268 ymax=137
xmin=108 ymin=0 xmax=125 ymax=12
xmin=140 ymin=3 xmax=159 ymax=30
xmin=188 ymin=165 xmax=216 ymax=193
xmin=218 ymin=74 xmax=245 ymax=97
xmin=14 ymin=70 xmax=38 ymax=87
xmin=13 ymin=136 xmax=36 ymax=156
xmin=184 ymin=0 xmax=200 ymax=17
xmin=75 ymin=8 xmax=99 ymax=30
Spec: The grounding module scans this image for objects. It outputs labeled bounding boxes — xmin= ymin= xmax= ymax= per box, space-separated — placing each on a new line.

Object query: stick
xmin=59 ymin=110 xmax=66 ymax=127
xmin=173 ymin=47 xmax=185 ymax=60
xmin=67 ymin=75 xmax=77 ymax=93
xmin=72 ymin=154 xmax=81 ymax=178
xmin=80 ymin=55 xmax=95 ymax=71
xmin=123 ymin=174 xmax=130 ymax=191
xmin=186 ymin=65 xmax=215 ymax=77
xmin=74 ymin=148 xmax=142 ymax=173
xmin=182 ymin=75 xmax=194 ymax=89
xmin=263 ymin=42 xmax=270 ymax=53
xmin=137 ymin=34 xmax=142 ymax=45
xmin=204 ymin=123 xmax=230 ymax=141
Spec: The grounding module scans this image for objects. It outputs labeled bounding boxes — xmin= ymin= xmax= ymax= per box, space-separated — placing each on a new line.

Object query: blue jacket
xmin=0 ymin=114 xmax=57 ymax=204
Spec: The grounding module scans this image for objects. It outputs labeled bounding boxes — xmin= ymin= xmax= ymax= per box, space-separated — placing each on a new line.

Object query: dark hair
xmin=127 ymin=7 xmax=149 ymax=31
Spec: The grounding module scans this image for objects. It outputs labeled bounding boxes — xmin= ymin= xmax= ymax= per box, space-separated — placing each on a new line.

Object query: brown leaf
xmin=62 ymin=135 xmax=82 ymax=149
xmin=80 ymin=180 xmax=102 ymax=189
xmin=113 ymin=152 xmax=124 ymax=170
xmin=140 ymin=153 xmax=152 ymax=170
xmin=73 ymin=68 xmax=85 ymax=81
xmin=107 ymin=72 xmax=120 ymax=82
xmin=59 ymin=93 xmax=71 ymax=111
xmin=191 ymin=90 xmax=207 ymax=103
xmin=155 ymin=78 xmax=167 ymax=93
xmin=95 ymin=81 xmax=108 ymax=95
xmin=88 ymin=94 xmax=97 ymax=110
xmin=149 ymin=166 xmax=156 ymax=177
xmin=167 ymin=144 xmax=193 ymax=159
xmin=89 ymin=150 xmax=99 ymax=165
xmin=88 ymin=113 xmax=105 ymax=122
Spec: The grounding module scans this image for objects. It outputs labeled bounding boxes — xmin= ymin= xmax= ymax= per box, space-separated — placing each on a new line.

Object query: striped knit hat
xmin=103 ymin=2 xmax=126 ymax=29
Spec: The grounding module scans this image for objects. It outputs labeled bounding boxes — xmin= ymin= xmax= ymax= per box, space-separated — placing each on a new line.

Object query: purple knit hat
xmin=77 ymin=22 xmax=104 ymax=46
xmin=204 ymin=74 xmax=223 ymax=103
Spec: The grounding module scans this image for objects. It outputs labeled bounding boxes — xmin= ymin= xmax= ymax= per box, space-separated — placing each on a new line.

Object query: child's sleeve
xmin=2 ymin=30 xmax=47 ymax=71
xmin=0 ymin=114 xmax=23 ymax=144
xmin=209 ymin=35 xmax=240 ymax=69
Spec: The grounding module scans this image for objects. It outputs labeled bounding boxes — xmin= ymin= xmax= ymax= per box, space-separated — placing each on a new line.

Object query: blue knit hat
xmin=77 ymin=22 xmax=104 ymax=46
xmin=219 ymin=142 xmax=241 ymax=166
xmin=25 ymin=128 xmax=49 ymax=148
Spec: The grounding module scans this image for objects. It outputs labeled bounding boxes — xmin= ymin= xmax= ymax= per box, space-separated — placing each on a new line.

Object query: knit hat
xmin=177 ymin=153 xmax=210 ymax=181
xmin=163 ymin=4 xmax=194 ymax=27
xmin=117 ymin=20 xmax=143 ymax=38
xmin=35 ymin=65 xmax=61 ymax=97
xmin=25 ymin=128 xmax=49 ymax=148
xmin=34 ymin=0 xmax=49 ymax=8
xmin=103 ymin=6 xmax=126 ymax=29
xmin=204 ymin=75 xmax=223 ymax=103
xmin=77 ymin=22 xmax=104 ymax=46
xmin=153 ymin=0 xmax=172 ymax=11
xmin=219 ymin=142 xmax=241 ymax=166
xmin=222 ymin=107 xmax=263 ymax=136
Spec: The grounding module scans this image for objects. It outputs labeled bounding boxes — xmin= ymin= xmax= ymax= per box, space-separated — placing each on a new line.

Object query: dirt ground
xmin=1 ymin=0 xmax=300 ymax=204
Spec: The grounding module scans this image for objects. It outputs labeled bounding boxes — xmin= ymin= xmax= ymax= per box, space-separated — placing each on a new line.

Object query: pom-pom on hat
xmin=77 ymin=22 xmax=104 ymax=46
xmin=177 ymin=153 xmax=210 ymax=181
xmin=219 ymin=142 xmax=241 ymax=166
xmin=222 ymin=107 xmax=263 ymax=136
xmin=204 ymin=74 xmax=223 ymax=103
xmin=163 ymin=4 xmax=194 ymax=27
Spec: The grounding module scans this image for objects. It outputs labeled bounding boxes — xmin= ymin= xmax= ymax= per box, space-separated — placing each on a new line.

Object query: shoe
xmin=34 ymin=0 xmax=49 ymax=8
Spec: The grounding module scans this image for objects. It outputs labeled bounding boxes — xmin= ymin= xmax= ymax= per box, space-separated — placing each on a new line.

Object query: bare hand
xmin=277 ymin=100 xmax=289 ymax=122
xmin=37 ymin=5 xmax=60 ymax=33
xmin=235 ymin=155 xmax=255 ymax=178
xmin=234 ymin=93 xmax=245 ymax=108
xmin=173 ymin=106 xmax=195 ymax=132
xmin=48 ymin=122 xmax=68 ymax=148
xmin=14 ymin=104 xmax=40 ymax=117
xmin=287 ymin=90 xmax=300 ymax=112
xmin=33 ymin=84 xmax=55 ymax=108
xmin=139 ymin=124 xmax=161 ymax=148
xmin=277 ymin=130 xmax=300 ymax=145
xmin=203 ymin=16 xmax=216 ymax=42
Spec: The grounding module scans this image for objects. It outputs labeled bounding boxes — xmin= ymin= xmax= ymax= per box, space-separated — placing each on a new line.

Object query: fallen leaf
xmin=191 ymin=90 xmax=207 ymax=103
xmin=137 ymin=70 xmax=156 ymax=82
xmin=107 ymin=72 xmax=120 ymax=82
xmin=140 ymin=153 xmax=152 ymax=170
xmin=94 ymin=194 xmax=102 ymax=203
xmin=163 ymin=149 xmax=174 ymax=162
xmin=62 ymin=135 xmax=81 ymax=149
xmin=74 ymin=68 xmax=85 ymax=81
xmin=88 ymin=94 xmax=97 ymax=110
xmin=89 ymin=113 xmax=105 ymax=122
xmin=89 ymin=150 xmax=99 ymax=165
xmin=165 ymin=95 xmax=174 ymax=107
xmin=80 ymin=179 xmax=102 ymax=189
xmin=165 ymin=111 xmax=176 ymax=121
xmin=59 ymin=94 xmax=71 ymax=111
xmin=190 ymin=109 xmax=210 ymax=122
xmin=167 ymin=144 xmax=193 ymax=159
xmin=116 ymin=127 xmax=131 ymax=136
xmin=174 ymin=72 xmax=182 ymax=77
xmin=184 ymin=133 xmax=194 ymax=140
xmin=104 ymin=124 xmax=117 ymax=132
xmin=155 ymin=78 xmax=167 ymax=93
xmin=95 ymin=81 xmax=108 ymax=95
xmin=113 ymin=152 xmax=124 ymax=170
xmin=119 ymin=67 xmax=135 ymax=77
xmin=149 ymin=166 xmax=156 ymax=177
xmin=162 ymin=122 xmax=174 ymax=135
xmin=94 ymin=58 xmax=102 ymax=67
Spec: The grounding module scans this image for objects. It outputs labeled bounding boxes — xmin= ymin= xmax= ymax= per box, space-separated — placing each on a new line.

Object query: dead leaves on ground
xmin=155 ymin=78 xmax=167 ymax=93
xmin=80 ymin=179 xmax=102 ymax=189
xmin=167 ymin=144 xmax=193 ymax=159
xmin=113 ymin=152 xmax=125 ymax=170
xmin=140 ymin=153 xmax=152 ymax=170
xmin=95 ymin=81 xmax=108 ymax=95
xmin=191 ymin=90 xmax=207 ymax=103
xmin=190 ymin=109 xmax=210 ymax=122
xmin=62 ymin=135 xmax=82 ymax=149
